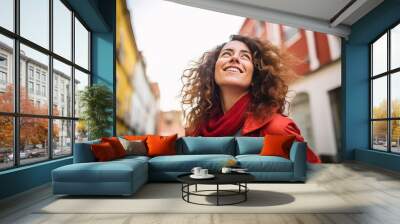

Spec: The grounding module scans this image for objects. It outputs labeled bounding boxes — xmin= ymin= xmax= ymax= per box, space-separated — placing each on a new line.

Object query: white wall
xmin=130 ymin=61 xmax=158 ymax=134
xmin=288 ymin=61 xmax=341 ymax=156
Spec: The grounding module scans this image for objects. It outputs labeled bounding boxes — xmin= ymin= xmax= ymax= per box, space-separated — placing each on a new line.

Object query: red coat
xmin=241 ymin=112 xmax=321 ymax=163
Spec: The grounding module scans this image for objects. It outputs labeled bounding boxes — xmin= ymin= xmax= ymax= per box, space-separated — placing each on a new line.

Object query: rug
xmin=37 ymin=183 xmax=362 ymax=214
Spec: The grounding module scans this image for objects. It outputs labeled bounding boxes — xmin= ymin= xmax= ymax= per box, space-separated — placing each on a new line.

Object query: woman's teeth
xmin=226 ymin=68 xmax=240 ymax=73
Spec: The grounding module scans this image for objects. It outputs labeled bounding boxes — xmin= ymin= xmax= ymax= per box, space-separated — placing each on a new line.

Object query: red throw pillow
xmin=91 ymin=142 xmax=117 ymax=161
xmin=146 ymin=134 xmax=178 ymax=157
xmin=260 ymin=134 xmax=296 ymax=159
xmin=101 ymin=137 xmax=127 ymax=158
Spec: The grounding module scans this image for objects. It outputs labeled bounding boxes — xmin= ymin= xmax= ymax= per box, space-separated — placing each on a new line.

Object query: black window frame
xmin=370 ymin=21 xmax=400 ymax=154
xmin=0 ymin=0 xmax=92 ymax=171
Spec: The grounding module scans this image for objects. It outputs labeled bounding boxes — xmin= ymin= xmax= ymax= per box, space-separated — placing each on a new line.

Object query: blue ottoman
xmin=52 ymin=156 xmax=148 ymax=196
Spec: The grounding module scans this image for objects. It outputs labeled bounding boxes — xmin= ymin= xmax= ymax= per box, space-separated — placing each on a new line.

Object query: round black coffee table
xmin=177 ymin=173 xmax=255 ymax=206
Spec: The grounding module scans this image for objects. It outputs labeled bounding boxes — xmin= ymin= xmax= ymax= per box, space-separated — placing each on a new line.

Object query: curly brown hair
xmin=180 ymin=35 xmax=296 ymax=135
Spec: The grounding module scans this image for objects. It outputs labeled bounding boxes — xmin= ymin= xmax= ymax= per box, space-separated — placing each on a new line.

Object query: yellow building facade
xmin=116 ymin=0 xmax=138 ymax=134
xmin=116 ymin=0 xmax=159 ymax=135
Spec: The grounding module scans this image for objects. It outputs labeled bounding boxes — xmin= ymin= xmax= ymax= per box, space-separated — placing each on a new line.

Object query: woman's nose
xmin=229 ymin=53 xmax=240 ymax=63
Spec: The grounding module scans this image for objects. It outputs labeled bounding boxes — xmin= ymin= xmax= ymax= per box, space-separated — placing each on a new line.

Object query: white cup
xmin=191 ymin=167 xmax=202 ymax=176
xmin=221 ymin=167 xmax=232 ymax=174
xmin=200 ymin=169 xmax=208 ymax=176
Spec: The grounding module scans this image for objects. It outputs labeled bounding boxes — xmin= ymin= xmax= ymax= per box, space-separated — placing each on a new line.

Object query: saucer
xmin=232 ymin=170 xmax=249 ymax=174
xmin=190 ymin=174 xmax=215 ymax=179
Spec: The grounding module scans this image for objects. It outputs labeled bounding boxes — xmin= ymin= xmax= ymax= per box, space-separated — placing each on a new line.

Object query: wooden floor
xmin=1 ymin=162 xmax=400 ymax=224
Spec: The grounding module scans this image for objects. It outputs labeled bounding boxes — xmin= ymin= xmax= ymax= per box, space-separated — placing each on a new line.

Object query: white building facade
xmin=1 ymin=42 xmax=73 ymax=152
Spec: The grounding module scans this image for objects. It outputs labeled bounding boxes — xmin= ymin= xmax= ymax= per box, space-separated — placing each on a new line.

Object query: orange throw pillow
xmin=146 ymin=134 xmax=178 ymax=157
xmin=101 ymin=137 xmax=127 ymax=158
xmin=260 ymin=134 xmax=296 ymax=159
xmin=91 ymin=142 xmax=117 ymax=161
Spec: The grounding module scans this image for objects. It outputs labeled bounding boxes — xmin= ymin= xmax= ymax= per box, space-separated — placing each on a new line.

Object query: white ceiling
xmin=226 ymin=0 xmax=352 ymax=22
xmin=165 ymin=0 xmax=384 ymax=38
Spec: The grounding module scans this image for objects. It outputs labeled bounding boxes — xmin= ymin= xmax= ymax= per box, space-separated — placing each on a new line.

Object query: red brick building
xmin=239 ymin=19 xmax=342 ymax=162
xmin=239 ymin=19 xmax=340 ymax=75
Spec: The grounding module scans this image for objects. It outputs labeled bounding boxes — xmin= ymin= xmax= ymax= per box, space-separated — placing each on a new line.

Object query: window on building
xmin=35 ymin=70 xmax=40 ymax=81
xmin=0 ymin=0 xmax=91 ymax=170
xmin=42 ymin=85 xmax=46 ymax=97
xmin=74 ymin=69 xmax=89 ymax=118
xmin=28 ymin=81 xmax=34 ymax=94
xmin=36 ymin=83 xmax=40 ymax=95
xmin=0 ymin=71 xmax=6 ymax=85
xmin=53 ymin=59 xmax=72 ymax=117
xmin=0 ymin=54 xmax=7 ymax=86
xmin=28 ymin=67 xmax=34 ymax=80
xmin=283 ymin=25 xmax=300 ymax=46
xmin=117 ymin=30 xmax=125 ymax=62
xmin=371 ymin=23 xmax=400 ymax=154
xmin=0 ymin=35 xmax=13 ymax=114
xmin=0 ymin=54 xmax=7 ymax=67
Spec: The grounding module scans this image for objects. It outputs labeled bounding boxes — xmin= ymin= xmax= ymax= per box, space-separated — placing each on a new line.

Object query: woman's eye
xmin=221 ymin=52 xmax=230 ymax=56
xmin=241 ymin=54 xmax=251 ymax=60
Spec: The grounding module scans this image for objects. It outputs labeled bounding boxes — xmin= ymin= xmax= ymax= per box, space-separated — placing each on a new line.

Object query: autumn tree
xmin=0 ymin=84 xmax=59 ymax=152
xmin=0 ymin=85 xmax=14 ymax=150
xmin=391 ymin=99 xmax=400 ymax=143
xmin=372 ymin=100 xmax=387 ymax=141
xmin=372 ymin=99 xmax=400 ymax=144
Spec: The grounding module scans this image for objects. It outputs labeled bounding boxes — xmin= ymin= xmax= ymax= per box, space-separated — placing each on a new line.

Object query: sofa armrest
xmin=175 ymin=137 xmax=184 ymax=154
xmin=289 ymin=141 xmax=307 ymax=181
xmin=73 ymin=140 xmax=100 ymax=163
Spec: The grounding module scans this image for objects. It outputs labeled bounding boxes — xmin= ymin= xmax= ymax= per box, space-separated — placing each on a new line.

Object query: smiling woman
xmin=180 ymin=35 xmax=320 ymax=163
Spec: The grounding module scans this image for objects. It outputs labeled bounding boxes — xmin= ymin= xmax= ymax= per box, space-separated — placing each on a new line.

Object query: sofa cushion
xmin=236 ymin=155 xmax=293 ymax=172
xmin=235 ymin=137 xmax=264 ymax=155
xmin=52 ymin=158 xmax=147 ymax=183
xmin=148 ymin=154 xmax=235 ymax=172
xmin=179 ymin=137 xmax=235 ymax=155
xmin=115 ymin=155 xmax=150 ymax=163
xmin=73 ymin=139 xmax=100 ymax=163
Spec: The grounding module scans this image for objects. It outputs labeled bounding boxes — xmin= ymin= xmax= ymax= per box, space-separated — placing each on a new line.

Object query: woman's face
xmin=214 ymin=40 xmax=254 ymax=91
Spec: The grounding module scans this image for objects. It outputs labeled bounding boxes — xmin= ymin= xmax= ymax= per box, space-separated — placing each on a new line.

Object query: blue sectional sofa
xmin=52 ymin=137 xmax=306 ymax=196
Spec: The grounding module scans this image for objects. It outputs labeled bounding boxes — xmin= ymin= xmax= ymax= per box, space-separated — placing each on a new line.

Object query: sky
xmin=0 ymin=0 xmax=89 ymax=72
xmin=127 ymin=0 xmax=245 ymax=111
xmin=372 ymin=31 xmax=400 ymax=109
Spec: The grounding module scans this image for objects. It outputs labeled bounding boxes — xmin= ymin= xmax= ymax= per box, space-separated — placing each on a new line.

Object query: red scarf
xmin=198 ymin=93 xmax=251 ymax=136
